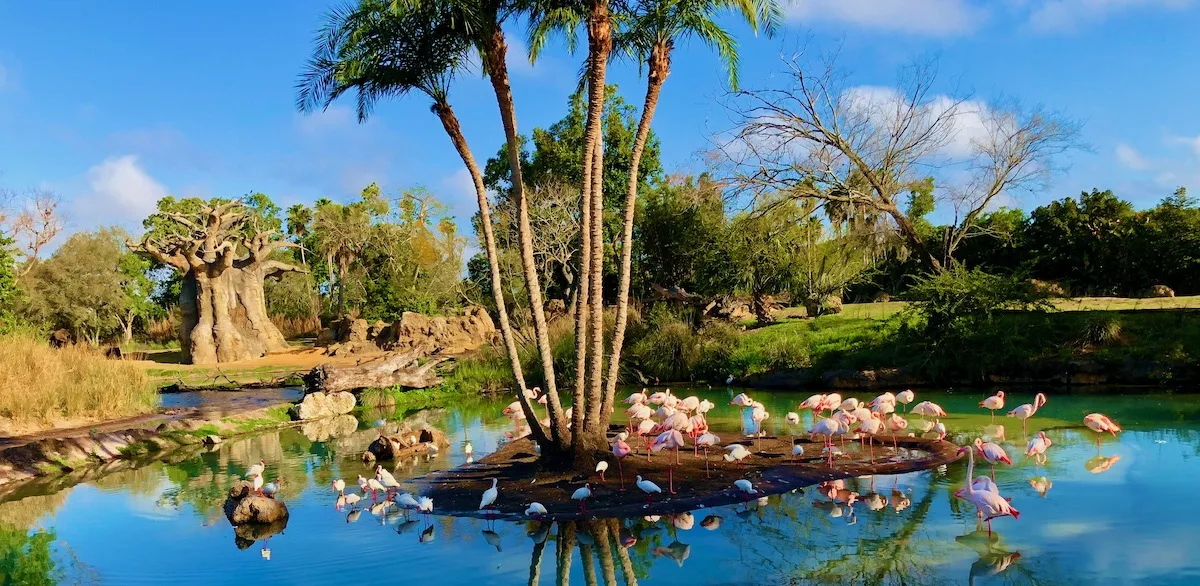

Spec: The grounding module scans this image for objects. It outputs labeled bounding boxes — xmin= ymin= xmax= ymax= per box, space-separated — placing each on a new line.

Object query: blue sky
xmin=2 ymin=0 xmax=1199 ymax=243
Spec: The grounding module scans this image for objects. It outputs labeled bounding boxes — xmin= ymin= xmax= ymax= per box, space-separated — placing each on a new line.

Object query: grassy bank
xmin=0 ymin=332 xmax=154 ymax=431
xmin=443 ymin=299 xmax=1200 ymax=390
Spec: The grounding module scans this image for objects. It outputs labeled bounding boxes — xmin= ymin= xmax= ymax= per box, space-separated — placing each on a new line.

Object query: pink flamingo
xmin=857 ymin=412 xmax=883 ymax=461
xmin=1026 ymin=431 xmax=1052 ymax=465
xmin=974 ymin=437 xmax=1012 ymax=480
xmin=798 ymin=394 xmax=825 ymax=418
xmin=957 ymin=446 xmax=1019 ymax=536
xmin=1007 ymin=393 xmax=1047 ymax=436
xmin=979 ymin=391 xmax=1005 ymax=422
xmin=910 ymin=401 xmax=947 ymax=420
xmin=820 ymin=393 xmax=843 ymax=417
xmin=1084 ymin=413 xmax=1121 ymax=449
xmin=612 ymin=436 xmax=632 ymax=490
xmin=886 ymin=413 xmax=908 ymax=449
xmin=811 ymin=417 xmax=842 ymax=467
xmin=650 ymin=429 xmax=686 ymax=494
xmin=695 ymin=432 xmax=720 ymax=476
xmin=636 ymin=419 xmax=657 ymax=456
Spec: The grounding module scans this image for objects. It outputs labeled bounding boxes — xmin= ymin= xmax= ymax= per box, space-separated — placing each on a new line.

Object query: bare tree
xmin=719 ymin=50 xmax=1081 ymax=272
xmin=1 ymin=188 xmax=65 ymax=274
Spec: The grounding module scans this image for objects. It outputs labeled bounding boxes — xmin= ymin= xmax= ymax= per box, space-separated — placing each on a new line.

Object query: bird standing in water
xmin=572 ymin=484 xmax=592 ymax=514
xmin=980 ymin=391 xmax=1005 ymax=422
xmin=636 ymin=476 xmax=662 ymax=505
xmin=1007 ymin=393 xmax=1047 ymax=437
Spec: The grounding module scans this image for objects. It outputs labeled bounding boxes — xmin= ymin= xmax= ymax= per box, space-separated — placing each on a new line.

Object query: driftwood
xmin=303 ymin=346 xmax=447 ymax=393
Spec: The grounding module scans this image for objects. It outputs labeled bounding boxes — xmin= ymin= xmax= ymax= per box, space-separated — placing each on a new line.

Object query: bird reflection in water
xmin=1029 ymin=476 xmax=1053 ymax=497
xmin=1086 ymin=454 xmax=1121 ymax=474
xmin=482 ymin=529 xmax=501 ymax=552
xmin=956 ymin=527 xmax=1021 ymax=585
xmin=653 ymin=541 xmax=692 ymax=567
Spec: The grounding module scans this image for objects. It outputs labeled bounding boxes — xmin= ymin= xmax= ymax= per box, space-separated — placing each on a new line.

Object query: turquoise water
xmin=2 ymin=387 xmax=1199 ymax=585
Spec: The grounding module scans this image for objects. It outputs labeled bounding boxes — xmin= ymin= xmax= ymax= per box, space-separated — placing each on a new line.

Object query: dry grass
xmin=0 ymin=332 xmax=155 ymax=427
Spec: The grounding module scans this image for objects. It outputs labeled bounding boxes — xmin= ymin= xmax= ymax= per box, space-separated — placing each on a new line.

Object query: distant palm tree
xmin=285 ymin=204 xmax=313 ymax=266
xmin=295 ymin=0 xmax=558 ymax=445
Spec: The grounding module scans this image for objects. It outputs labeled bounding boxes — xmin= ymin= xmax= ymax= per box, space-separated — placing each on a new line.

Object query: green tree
xmin=636 ymin=175 xmax=728 ymax=296
xmin=23 ymin=229 xmax=130 ymax=344
xmin=286 ymin=203 xmax=314 ymax=266
xmin=1137 ymin=187 xmax=1200 ymax=294
xmin=116 ymin=245 xmax=159 ymax=344
xmin=1024 ymin=189 xmax=1138 ymax=295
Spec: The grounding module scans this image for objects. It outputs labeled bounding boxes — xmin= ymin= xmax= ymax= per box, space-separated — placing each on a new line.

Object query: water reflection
xmin=5 ymin=388 xmax=1200 ymax=584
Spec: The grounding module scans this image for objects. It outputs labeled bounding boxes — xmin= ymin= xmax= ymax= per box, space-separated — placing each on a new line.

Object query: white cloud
xmin=784 ymin=0 xmax=988 ymax=36
xmin=1026 ymin=0 xmax=1196 ymax=33
xmin=296 ymin=104 xmax=358 ymax=135
xmin=80 ymin=155 xmax=168 ymax=226
xmin=1115 ymin=142 xmax=1149 ymax=170
xmin=842 ymin=85 xmax=993 ymax=158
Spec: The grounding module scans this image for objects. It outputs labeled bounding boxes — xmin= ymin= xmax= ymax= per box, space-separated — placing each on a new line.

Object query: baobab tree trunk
xmin=132 ymin=201 xmax=304 ymax=365
xmin=178 ymin=263 xmax=292 ymax=364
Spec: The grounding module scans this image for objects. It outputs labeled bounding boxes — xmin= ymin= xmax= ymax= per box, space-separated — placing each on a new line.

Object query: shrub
xmin=1079 ymin=316 xmax=1123 ymax=347
xmin=0 ymin=332 xmax=154 ymax=427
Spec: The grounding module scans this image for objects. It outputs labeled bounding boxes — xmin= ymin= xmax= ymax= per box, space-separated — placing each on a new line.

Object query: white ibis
xmin=342 ymin=493 xmax=361 ymax=509
xmin=525 ymin=502 xmax=547 ymax=518
xmin=261 ymin=478 xmax=281 ymax=499
xmin=723 ymin=443 xmax=752 ymax=466
xmin=246 ymin=459 xmax=266 ymax=479
xmin=250 ymin=473 xmax=264 ymax=495
xmin=733 ymin=479 xmax=756 ymax=500
xmin=332 ymin=478 xmax=345 ymax=495
xmin=479 ymin=478 xmax=499 ymax=515
xmin=397 ymin=493 xmax=420 ymax=509
xmin=366 ymin=477 xmax=387 ymax=502
xmin=595 ymin=460 xmax=609 ymax=482
xmin=1084 ymin=413 xmax=1121 ymax=449
xmin=571 ymin=484 xmax=592 ymax=514
xmin=792 ymin=444 xmax=804 ymax=459
xmin=636 ymin=475 xmax=662 ymax=505
xmin=376 ymin=465 xmax=401 ymax=494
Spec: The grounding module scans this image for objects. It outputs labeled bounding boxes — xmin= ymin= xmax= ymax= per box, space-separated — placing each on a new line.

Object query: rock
xmin=821 ymin=368 xmax=925 ymax=389
xmin=823 ymin=296 xmax=843 ymax=315
xmin=364 ymin=426 xmax=450 ymax=461
xmin=225 ymin=480 xmax=289 ymax=525
xmin=1149 ymin=285 xmax=1175 ymax=298
xmin=301 ymin=414 xmax=359 ymax=442
xmin=873 ymin=292 xmax=891 ymax=303
xmin=48 ymin=329 xmax=74 ymax=348
xmin=1030 ymin=279 xmax=1068 ymax=297
xmin=314 ymin=327 xmax=337 ymax=347
xmin=347 ymin=319 xmax=371 ymax=343
xmin=291 ymin=391 xmax=357 ymax=420
xmin=202 ymin=435 xmax=223 ymax=445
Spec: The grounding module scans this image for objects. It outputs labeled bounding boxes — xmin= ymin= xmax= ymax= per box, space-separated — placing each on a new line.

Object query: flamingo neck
xmin=964 ymin=450 xmax=976 ymax=496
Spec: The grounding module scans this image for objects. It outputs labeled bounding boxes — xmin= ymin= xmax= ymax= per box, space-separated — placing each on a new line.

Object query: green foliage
xmin=904 ymin=267 xmax=1050 ymax=338
xmin=22 ymin=228 xmax=132 ymax=342
xmin=1079 ymin=315 xmax=1123 ymax=347
xmin=0 ymin=234 xmax=19 ymax=331
xmin=0 ymin=525 xmax=57 ymax=585
xmin=1023 ymin=189 xmax=1139 ymax=295
xmin=636 ymin=175 xmax=728 ymax=295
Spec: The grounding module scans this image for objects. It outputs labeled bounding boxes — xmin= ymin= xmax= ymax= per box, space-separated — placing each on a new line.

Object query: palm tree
xmin=599 ymin=0 xmax=779 ymax=428
xmin=528 ymin=0 xmax=624 ymax=453
xmin=285 ymin=204 xmax=313 ymax=266
xmin=295 ymin=0 xmax=560 ymax=449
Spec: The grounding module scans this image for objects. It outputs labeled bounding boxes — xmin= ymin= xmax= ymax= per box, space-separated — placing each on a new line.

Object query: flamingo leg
xmin=990 ymin=410 xmax=995 ymax=423
xmin=669 ymin=465 xmax=677 ymax=495
xmin=618 ymin=458 xmax=625 ymax=491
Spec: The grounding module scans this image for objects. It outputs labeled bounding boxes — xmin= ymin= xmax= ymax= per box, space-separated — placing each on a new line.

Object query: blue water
xmin=2 ymin=387 xmax=1198 ymax=585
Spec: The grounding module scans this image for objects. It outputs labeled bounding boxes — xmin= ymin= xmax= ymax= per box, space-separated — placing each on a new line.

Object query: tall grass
xmin=272 ymin=315 xmax=321 ymax=339
xmin=0 ymin=332 xmax=155 ymax=425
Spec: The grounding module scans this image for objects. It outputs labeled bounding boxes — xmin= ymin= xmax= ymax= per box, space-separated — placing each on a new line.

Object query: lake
xmin=2 ymin=387 xmax=1198 ymax=585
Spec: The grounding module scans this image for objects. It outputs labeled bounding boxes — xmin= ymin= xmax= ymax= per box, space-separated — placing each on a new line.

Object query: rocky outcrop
xmin=821 ymin=368 xmax=926 ymax=389
xmin=315 ymin=307 xmax=497 ymax=356
xmin=225 ymin=480 xmax=289 ymax=525
xmin=290 ymin=391 xmax=356 ymax=420
xmin=362 ymin=425 xmax=449 ymax=462
xmin=304 ymin=346 xmax=447 ymax=394
xmin=1149 ymin=285 xmax=1176 ymax=298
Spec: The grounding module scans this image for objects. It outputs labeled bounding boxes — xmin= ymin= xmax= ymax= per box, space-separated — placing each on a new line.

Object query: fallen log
xmin=303 ymin=346 xmax=448 ymax=393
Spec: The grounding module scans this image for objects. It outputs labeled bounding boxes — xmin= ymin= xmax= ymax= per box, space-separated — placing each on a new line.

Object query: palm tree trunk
xmin=571 ymin=79 xmax=595 ymax=455
xmin=601 ymin=42 xmax=670 ymax=430
xmin=483 ymin=28 xmax=571 ymax=453
xmin=433 ymin=100 xmax=549 ymax=446
xmin=584 ymin=0 xmax=613 ymax=436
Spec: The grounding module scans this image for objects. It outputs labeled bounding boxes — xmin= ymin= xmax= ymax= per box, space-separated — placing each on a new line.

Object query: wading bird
xmin=896 ymin=389 xmax=915 ymax=411
xmin=595 ymin=460 xmax=609 ymax=483
xmin=911 ymin=401 xmax=947 ymax=420
xmin=1026 ymin=431 xmax=1053 ymax=465
xmin=733 ymin=479 xmax=756 ymax=500
xmin=651 ymin=430 xmax=686 ymax=493
xmin=525 ymin=502 xmax=547 ymax=519
xmin=636 ymin=475 xmax=662 ymax=505
xmin=974 ymin=438 xmax=1012 ymax=479
xmin=696 ymin=432 xmax=720 ymax=476
xmin=980 ymin=391 xmax=1006 ymax=422
xmin=1084 ymin=413 xmax=1121 ymax=449
xmin=612 ymin=436 xmax=632 ymax=489
xmin=479 ymin=478 xmax=499 ymax=515
xmin=1007 ymin=393 xmax=1047 ymax=436
xmin=957 ymin=446 xmax=1020 ymax=536
xmin=572 ymin=484 xmax=592 ymax=514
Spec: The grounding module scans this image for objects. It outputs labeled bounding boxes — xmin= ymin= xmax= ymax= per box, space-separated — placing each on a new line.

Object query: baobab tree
xmin=131 ymin=198 xmax=305 ymax=364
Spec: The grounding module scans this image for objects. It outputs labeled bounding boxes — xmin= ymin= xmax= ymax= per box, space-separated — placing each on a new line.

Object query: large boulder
xmin=225 ymin=480 xmax=289 ymax=525
xmin=362 ymin=425 xmax=450 ymax=462
xmin=377 ymin=306 xmax=497 ymax=355
xmin=291 ymin=391 xmax=357 ymax=421
xmin=1149 ymin=285 xmax=1175 ymax=298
